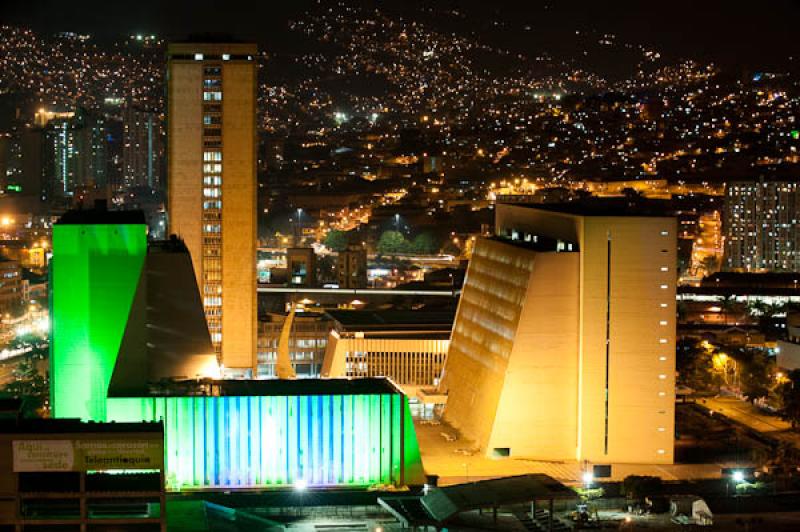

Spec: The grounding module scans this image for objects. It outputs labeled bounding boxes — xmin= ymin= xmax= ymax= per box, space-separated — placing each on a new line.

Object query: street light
xmin=582 ymin=471 xmax=594 ymax=486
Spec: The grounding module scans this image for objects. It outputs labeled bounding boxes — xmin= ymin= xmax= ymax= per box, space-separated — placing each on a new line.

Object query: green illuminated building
xmin=107 ymin=380 xmax=423 ymax=489
xmin=50 ymin=209 xmax=148 ymax=421
xmin=50 ymin=207 xmax=425 ymax=489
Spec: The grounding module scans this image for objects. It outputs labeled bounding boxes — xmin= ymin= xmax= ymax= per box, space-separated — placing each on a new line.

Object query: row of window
xmin=204 ymin=296 xmax=222 ymax=307
xmin=202 ymin=73 xmax=223 ymax=352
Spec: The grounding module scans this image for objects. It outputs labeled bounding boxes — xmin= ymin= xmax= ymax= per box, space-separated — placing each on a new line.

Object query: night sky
xmin=2 ymin=0 xmax=799 ymax=73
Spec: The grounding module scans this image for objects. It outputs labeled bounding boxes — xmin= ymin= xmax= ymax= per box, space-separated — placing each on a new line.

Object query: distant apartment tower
xmin=724 ymin=178 xmax=800 ymax=272
xmin=440 ymin=203 xmax=677 ymax=464
xmin=123 ymin=105 xmax=163 ymax=189
xmin=167 ymin=42 xmax=257 ymax=373
xmin=337 ymin=245 xmax=367 ymax=288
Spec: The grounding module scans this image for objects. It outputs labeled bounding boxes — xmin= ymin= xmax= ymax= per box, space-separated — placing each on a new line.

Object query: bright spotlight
xmin=732 ymin=471 xmax=745 ymax=483
xmin=295 ymin=478 xmax=308 ymax=491
xmin=582 ymin=471 xmax=594 ymax=485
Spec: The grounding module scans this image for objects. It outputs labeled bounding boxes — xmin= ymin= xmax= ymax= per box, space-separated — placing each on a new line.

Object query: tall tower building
xmin=724 ymin=178 xmax=800 ymax=272
xmin=123 ymin=105 xmax=163 ymax=190
xmin=167 ymin=41 xmax=257 ymax=374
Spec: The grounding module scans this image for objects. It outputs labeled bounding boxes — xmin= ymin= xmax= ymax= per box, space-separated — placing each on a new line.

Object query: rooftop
xmin=326 ymin=310 xmax=455 ymax=331
xmin=679 ymin=272 xmax=800 ymax=296
xmin=425 ymin=474 xmax=576 ymax=521
xmin=114 ymin=377 xmax=405 ymax=398
xmin=502 ymin=199 xmax=673 ymax=218
xmin=0 ymin=418 xmax=164 ymax=434
xmin=56 ymin=207 xmax=146 ymax=226
xmin=490 ymin=234 xmax=576 ymax=253
xmin=379 ymin=474 xmax=576 ymax=525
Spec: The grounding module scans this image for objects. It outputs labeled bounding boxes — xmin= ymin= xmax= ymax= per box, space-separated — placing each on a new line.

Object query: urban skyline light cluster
xmin=1 ymin=2 xmax=800 ymax=530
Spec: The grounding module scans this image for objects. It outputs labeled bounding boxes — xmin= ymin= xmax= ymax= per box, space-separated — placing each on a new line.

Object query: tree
xmin=377 ymin=231 xmax=407 ymax=255
xmin=324 ymin=230 xmax=349 ymax=252
xmin=720 ymin=295 xmax=739 ymax=325
xmin=622 ymin=475 xmax=662 ymax=500
xmin=1 ymin=357 xmax=49 ymax=417
xmin=676 ymin=339 xmax=715 ymax=391
xmin=411 ymin=233 xmax=436 ymax=255
xmin=779 ymin=369 xmax=800 ymax=429
xmin=733 ymin=348 xmax=772 ymax=402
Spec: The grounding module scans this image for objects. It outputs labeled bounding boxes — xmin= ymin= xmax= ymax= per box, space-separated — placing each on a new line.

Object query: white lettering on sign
xmin=13 ymin=440 xmax=75 ymax=472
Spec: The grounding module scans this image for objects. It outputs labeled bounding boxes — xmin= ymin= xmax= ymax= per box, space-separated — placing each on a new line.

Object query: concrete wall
xmin=489 ymin=252 xmax=580 ymax=459
xmin=777 ymin=340 xmax=800 ymax=370
xmin=220 ymin=59 xmax=257 ymax=370
xmin=578 ymin=217 xmax=676 ymax=464
xmin=440 ymin=238 xmax=536 ymax=449
xmin=167 ymin=60 xmax=203 ymax=284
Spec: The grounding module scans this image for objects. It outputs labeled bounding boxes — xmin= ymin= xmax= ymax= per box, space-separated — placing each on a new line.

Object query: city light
xmin=2 ymin=5 xmax=800 ymax=526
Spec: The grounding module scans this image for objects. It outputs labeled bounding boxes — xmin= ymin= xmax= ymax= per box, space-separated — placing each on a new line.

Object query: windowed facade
xmin=724 ymin=178 xmax=800 ymax=272
xmin=168 ymin=42 xmax=257 ymax=372
xmin=198 ymin=62 xmax=225 ymax=352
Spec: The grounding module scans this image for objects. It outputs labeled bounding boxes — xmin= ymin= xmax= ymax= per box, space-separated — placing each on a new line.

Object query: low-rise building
xmin=0 ymin=413 xmax=166 ymax=531
xmin=322 ymin=310 xmax=452 ymax=402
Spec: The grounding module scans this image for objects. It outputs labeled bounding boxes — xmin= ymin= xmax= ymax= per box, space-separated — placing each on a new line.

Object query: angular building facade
xmin=440 ymin=203 xmax=677 ymax=464
xmin=167 ymin=42 xmax=258 ymax=373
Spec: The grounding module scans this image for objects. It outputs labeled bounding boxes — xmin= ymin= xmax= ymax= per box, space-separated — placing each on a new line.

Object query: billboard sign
xmin=12 ymin=439 xmax=163 ymax=472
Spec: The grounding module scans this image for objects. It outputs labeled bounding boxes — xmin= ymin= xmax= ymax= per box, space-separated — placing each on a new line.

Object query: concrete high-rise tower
xmin=167 ymin=41 xmax=257 ymax=374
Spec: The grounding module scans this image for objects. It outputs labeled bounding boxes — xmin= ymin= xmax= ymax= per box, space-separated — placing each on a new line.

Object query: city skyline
xmin=3 ymin=0 xmax=799 ymax=72
xmin=1 ymin=2 xmax=800 ymax=530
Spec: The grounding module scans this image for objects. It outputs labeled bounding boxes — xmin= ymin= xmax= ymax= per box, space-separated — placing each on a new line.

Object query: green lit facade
xmin=51 ymin=219 xmax=148 ymax=422
xmin=50 ymin=211 xmax=425 ymax=489
xmin=107 ymin=392 xmax=423 ymax=490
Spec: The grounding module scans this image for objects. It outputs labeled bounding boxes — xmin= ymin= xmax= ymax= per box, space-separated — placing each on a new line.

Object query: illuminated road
xmin=701 ymin=395 xmax=800 ymax=447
